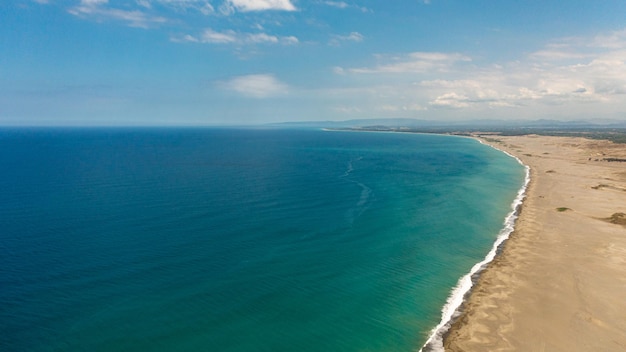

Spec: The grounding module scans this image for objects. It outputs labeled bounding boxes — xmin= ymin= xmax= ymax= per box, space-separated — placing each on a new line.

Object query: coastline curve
xmin=418 ymin=138 xmax=530 ymax=352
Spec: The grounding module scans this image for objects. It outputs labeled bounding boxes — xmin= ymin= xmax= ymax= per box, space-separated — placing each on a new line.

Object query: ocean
xmin=0 ymin=128 xmax=526 ymax=351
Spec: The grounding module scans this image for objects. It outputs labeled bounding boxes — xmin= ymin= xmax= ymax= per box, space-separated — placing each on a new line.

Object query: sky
xmin=2 ymin=0 xmax=626 ymax=126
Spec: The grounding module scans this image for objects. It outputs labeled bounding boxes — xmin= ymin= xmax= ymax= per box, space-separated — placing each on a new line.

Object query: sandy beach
xmin=443 ymin=135 xmax=626 ymax=351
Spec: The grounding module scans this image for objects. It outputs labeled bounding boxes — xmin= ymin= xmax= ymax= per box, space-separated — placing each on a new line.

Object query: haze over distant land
xmin=2 ymin=1 xmax=626 ymax=126
xmin=270 ymin=118 xmax=626 ymax=130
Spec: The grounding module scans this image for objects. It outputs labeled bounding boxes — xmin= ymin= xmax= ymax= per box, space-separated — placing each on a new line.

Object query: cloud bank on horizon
xmin=2 ymin=0 xmax=626 ymax=125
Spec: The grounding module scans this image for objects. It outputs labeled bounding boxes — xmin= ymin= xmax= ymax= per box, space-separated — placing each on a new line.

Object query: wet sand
xmin=444 ymin=135 xmax=626 ymax=351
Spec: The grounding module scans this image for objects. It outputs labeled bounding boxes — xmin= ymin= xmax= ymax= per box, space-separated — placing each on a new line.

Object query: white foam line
xmin=418 ymin=138 xmax=530 ymax=352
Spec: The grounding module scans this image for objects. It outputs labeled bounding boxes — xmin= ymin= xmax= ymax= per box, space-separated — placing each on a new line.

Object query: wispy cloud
xmin=320 ymin=1 xmax=370 ymax=12
xmin=421 ymin=63 xmax=609 ymax=110
xmin=69 ymin=0 xmax=168 ymax=28
xmin=529 ymin=49 xmax=590 ymax=61
xmin=325 ymin=28 xmax=626 ymax=117
xmin=193 ymin=29 xmax=238 ymax=43
xmin=345 ymin=52 xmax=471 ymax=74
xmin=591 ymin=28 xmax=626 ymax=49
xmin=378 ymin=104 xmax=426 ymax=112
xmin=324 ymin=1 xmax=348 ymax=9
xmin=136 ymin=0 xmax=152 ymax=8
xmin=146 ymin=0 xmax=215 ymax=15
xmin=225 ymin=0 xmax=296 ymax=12
xmin=429 ymin=92 xmax=472 ymax=108
xmin=172 ymin=28 xmax=298 ymax=45
xmin=219 ymin=74 xmax=289 ymax=98
xmin=322 ymin=1 xmax=370 ymax=12
xmin=329 ymin=32 xmax=364 ymax=46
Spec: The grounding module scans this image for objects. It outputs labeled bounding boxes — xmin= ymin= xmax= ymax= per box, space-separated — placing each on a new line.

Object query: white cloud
xmin=226 ymin=0 xmax=296 ymax=12
xmin=429 ymin=92 xmax=471 ymax=108
xmin=343 ymin=32 xmax=364 ymax=42
xmin=330 ymin=27 xmax=626 ymax=118
xmin=171 ymin=34 xmax=200 ymax=43
xmin=333 ymin=66 xmax=346 ymax=75
xmin=591 ymin=28 xmax=626 ymax=49
xmin=529 ymin=50 xmax=590 ymax=61
xmin=172 ymin=28 xmax=298 ymax=45
xmin=153 ymin=0 xmax=215 ymax=14
xmin=218 ymin=2 xmax=236 ymax=15
xmin=347 ymin=52 xmax=471 ymax=74
xmin=408 ymin=52 xmax=470 ymax=62
xmin=321 ymin=1 xmax=371 ymax=12
xmin=220 ymin=74 xmax=289 ymax=97
xmin=69 ymin=0 xmax=168 ymax=28
xmin=247 ymin=32 xmax=279 ymax=43
xmin=329 ymin=32 xmax=364 ymax=46
xmin=421 ymin=68 xmax=604 ymax=109
xmin=528 ymin=42 xmax=592 ymax=62
xmin=281 ymin=36 xmax=299 ymax=45
xmin=136 ymin=0 xmax=152 ymax=8
xmin=70 ymin=0 xmax=216 ymax=28
xmin=324 ymin=1 xmax=348 ymax=9
xmin=82 ymin=0 xmax=108 ymax=4
xmin=420 ymin=79 xmax=481 ymax=89
xmin=200 ymin=29 xmax=238 ymax=43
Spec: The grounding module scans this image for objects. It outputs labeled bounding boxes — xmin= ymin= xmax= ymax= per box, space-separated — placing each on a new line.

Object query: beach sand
xmin=443 ymin=135 xmax=626 ymax=351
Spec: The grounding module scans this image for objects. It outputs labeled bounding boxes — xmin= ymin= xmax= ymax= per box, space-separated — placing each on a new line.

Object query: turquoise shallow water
xmin=0 ymin=128 xmax=525 ymax=351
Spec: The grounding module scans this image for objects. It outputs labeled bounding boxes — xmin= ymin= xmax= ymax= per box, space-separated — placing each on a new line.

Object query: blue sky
xmin=2 ymin=0 xmax=626 ymax=125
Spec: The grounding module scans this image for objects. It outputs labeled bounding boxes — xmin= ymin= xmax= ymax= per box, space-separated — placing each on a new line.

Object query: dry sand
xmin=443 ymin=135 xmax=626 ymax=352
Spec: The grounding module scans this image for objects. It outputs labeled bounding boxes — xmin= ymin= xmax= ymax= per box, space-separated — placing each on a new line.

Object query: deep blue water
xmin=0 ymin=128 xmax=525 ymax=351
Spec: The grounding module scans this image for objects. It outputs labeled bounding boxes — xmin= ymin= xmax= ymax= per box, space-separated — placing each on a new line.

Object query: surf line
xmin=418 ymin=138 xmax=530 ymax=352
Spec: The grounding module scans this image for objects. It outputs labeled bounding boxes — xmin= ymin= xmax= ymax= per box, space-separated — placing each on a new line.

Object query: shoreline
xmin=419 ymin=137 xmax=530 ymax=352
xmin=327 ymin=128 xmax=535 ymax=351
xmin=443 ymin=135 xmax=626 ymax=351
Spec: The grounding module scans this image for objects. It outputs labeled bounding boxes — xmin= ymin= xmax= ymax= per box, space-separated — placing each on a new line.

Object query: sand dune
xmin=444 ymin=135 xmax=626 ymax=351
